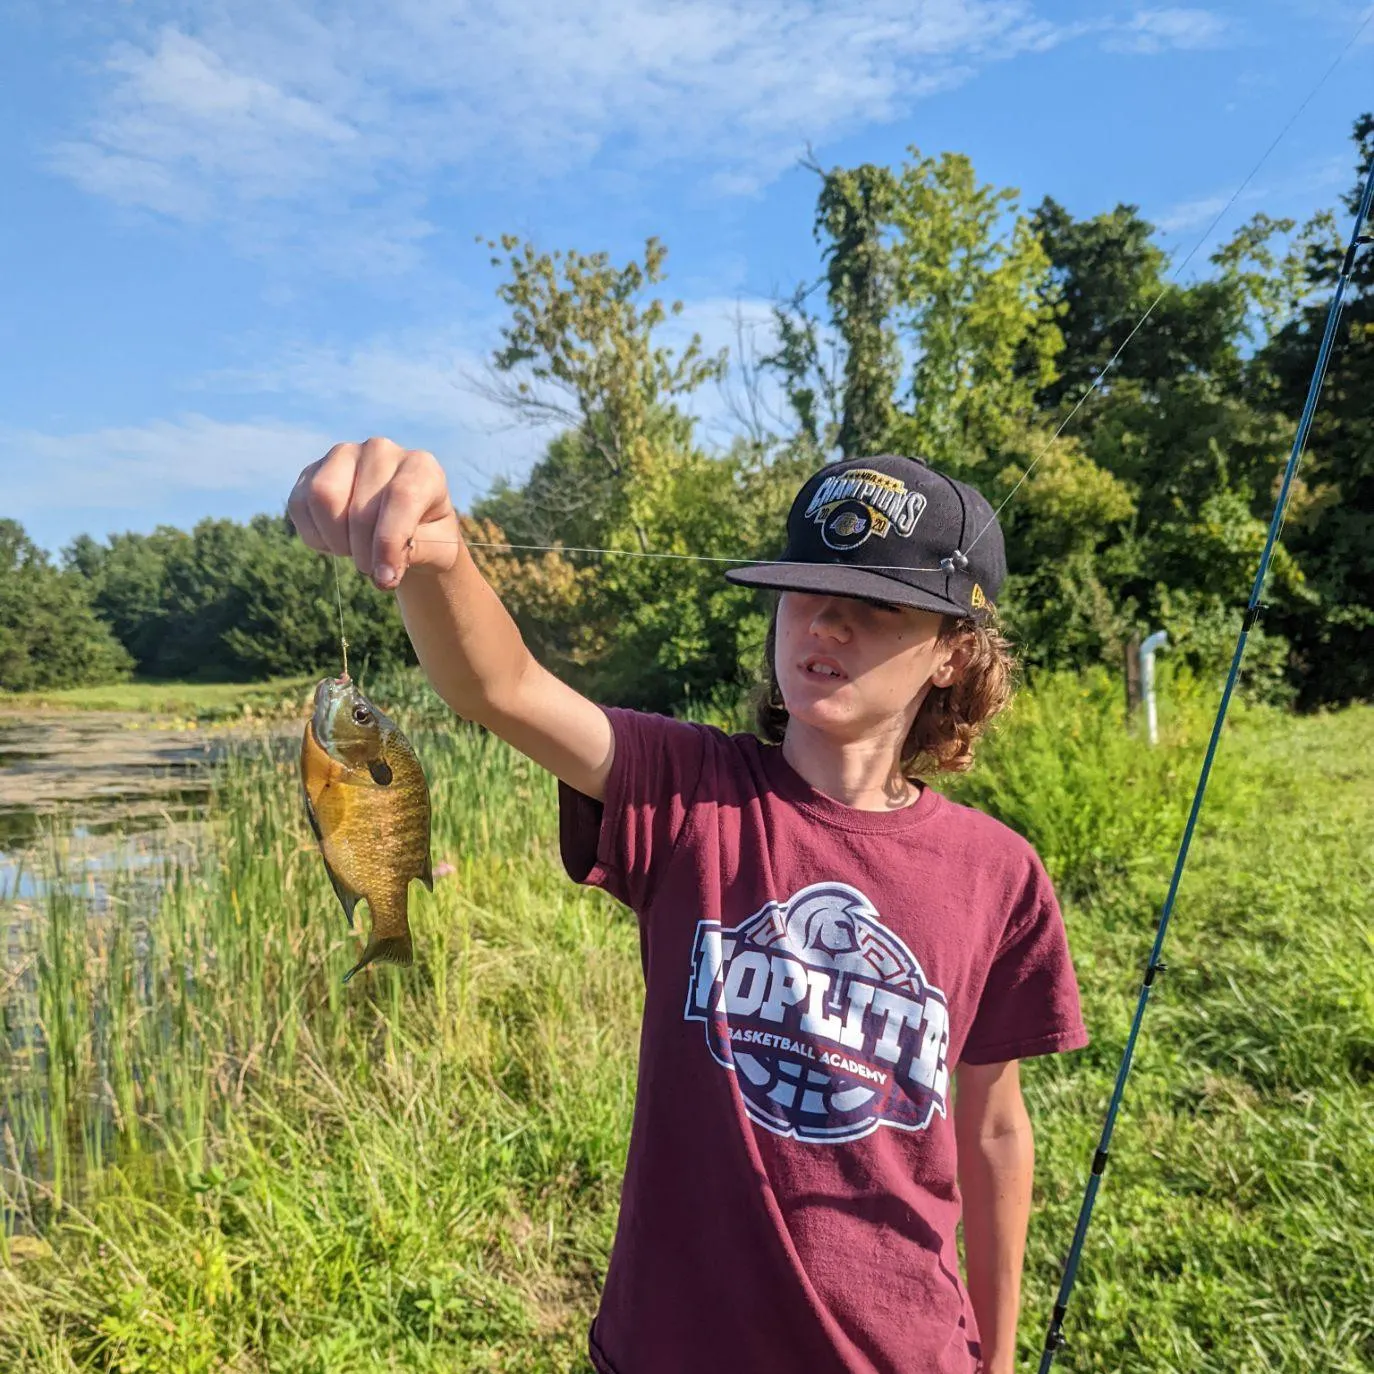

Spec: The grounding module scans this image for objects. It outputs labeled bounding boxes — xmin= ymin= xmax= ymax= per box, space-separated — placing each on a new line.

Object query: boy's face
xmin=775 ymin=591 xmax=965 ymax=742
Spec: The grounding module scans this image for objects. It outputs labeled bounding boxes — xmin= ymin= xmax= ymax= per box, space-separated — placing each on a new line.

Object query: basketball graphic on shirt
xmin=683 ymin=882 xmax=951 ymax=1144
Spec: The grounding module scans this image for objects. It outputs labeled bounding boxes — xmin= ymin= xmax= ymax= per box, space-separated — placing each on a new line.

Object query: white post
xmin=1139 ymin=631 xmax=1169 ymax=745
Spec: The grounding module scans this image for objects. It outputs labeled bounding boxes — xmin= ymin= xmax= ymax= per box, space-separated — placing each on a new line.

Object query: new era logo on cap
xmin=725 ymin=455 xmax=1006 ymax=620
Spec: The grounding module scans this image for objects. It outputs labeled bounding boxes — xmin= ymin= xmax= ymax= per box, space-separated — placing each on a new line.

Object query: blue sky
xmin=2 ymin=0 xmax=1371 ymax=559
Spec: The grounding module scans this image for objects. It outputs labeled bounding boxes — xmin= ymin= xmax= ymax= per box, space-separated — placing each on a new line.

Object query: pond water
xmin=0 ymin=710 xmax=301 ymax=1005
xmin=0 ymin=710 xmax=303 ymax=886
xmin=0 ymin=710 xmax=302 ymax=1217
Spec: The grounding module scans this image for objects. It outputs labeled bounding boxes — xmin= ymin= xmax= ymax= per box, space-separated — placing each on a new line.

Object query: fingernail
xmin=374 ymin=563 xmax=396 ymax=588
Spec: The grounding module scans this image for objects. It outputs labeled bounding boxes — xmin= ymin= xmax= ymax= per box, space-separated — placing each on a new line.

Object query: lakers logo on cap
xmin=806 ymin=469 xmax=927 ymax=552
xmin=820 ymin=502 xmax=871 ymax=550
xmin=971 ymin=584 xmax=987 ymax=609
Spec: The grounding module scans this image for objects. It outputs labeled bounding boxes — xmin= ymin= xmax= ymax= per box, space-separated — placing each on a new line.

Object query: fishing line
xmin=331 ymin=554 xmax=350 ymax=679
xmin=412 ymin=536 xmax=957 ymax=577
xmin=1037 ymin=151 xmax=1374 ymax=1373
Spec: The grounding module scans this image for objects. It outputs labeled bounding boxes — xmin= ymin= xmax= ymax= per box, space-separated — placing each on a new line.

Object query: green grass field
xmin=0 ymin=676 xmax=316 ymax=722
xmin=1 ymin=667 xmax=1370 ymax=1372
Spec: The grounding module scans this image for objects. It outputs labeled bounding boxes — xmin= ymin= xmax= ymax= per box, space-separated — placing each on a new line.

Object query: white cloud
xmin=200 ymin=294 xmax=791 ymax=454
xmin=1154 ymin=193 xmax=1232 ymax=234
xmin=1153 ymin=153 xmax=1353 ymax=237
xmin=0 ymin=296 xmax=791 ymax=553
xmin=0 ymin=416 xmax=335 ymax=512
xmin=50 ymin=28 xmax=358 ymax=214
xmin=0 ymin=407 xmax=530 ymax=551
xmin=45 ymin=1 xmax=1229 ymax=273
xmin=193 ymin=327 xmax=552 ymax=490
xmin=1104 ymin=7 xmax=1230 ymax=54
xmin=200 ymin=331 xmax=496 ymax=429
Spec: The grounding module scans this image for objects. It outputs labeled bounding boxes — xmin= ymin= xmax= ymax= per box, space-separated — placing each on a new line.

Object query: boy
xmin=288 ymin=440 xmax=1089 ymax=1374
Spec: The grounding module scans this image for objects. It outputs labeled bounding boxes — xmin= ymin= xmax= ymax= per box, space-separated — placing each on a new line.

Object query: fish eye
xmin=352 ymin=706 xmax=372 ymax=725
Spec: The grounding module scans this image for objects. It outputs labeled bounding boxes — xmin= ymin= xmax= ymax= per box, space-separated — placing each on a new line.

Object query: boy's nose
xmin=810 ymin=599 xmax=853 ymax=638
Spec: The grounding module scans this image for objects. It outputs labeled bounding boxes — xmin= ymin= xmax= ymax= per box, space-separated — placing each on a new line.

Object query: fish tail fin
xmin=342 ymin=930 xmax=414 ymax=984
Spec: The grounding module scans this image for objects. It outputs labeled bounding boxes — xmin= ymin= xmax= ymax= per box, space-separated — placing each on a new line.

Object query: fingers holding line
xmin=300 ymin=443 xmax=363 ymax=561
xmin=373 ymin=452 xmax=450 ymax=588
xmin=348 ymin=440 xmax=406 ymax=585
xmin=287 ymin=468 xmax=327 ymax=552
xmin=290 ymin=439 xmax=454 ymax=589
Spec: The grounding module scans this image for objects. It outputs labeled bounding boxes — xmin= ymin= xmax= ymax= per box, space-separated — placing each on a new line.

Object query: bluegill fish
xmin=300 ymin=674 xmax=433 ymax=982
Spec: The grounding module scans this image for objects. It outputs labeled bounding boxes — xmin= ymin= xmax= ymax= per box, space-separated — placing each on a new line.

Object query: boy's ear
xmin=930 ymin=637 xmax=973 ymax=689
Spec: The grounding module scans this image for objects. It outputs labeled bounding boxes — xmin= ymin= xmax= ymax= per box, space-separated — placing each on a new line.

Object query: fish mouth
xmin=311 ymin=674 xmax=354 ymax=744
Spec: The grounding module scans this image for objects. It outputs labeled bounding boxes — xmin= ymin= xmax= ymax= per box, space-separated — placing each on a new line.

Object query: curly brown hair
xmin=751 ymin=602 xmax=1018 ymax=780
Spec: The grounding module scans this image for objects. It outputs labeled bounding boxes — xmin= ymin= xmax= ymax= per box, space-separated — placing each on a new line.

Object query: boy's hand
xmin=288 ymin=436 xmax=463 ymax=590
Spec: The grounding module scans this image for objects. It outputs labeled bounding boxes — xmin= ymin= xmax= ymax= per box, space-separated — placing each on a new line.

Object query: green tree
xmin=223 ymin=514 xmax=414 ymax=681
xmin=0 ymin=521 xmax=132 ymax=691
xmin=64 ymin=526 xmax=188 ymax=672
xmin=993 ymin=434 xmax=1139 ymax=672
xmin=473 ymin=238 xmax=800 ymax=710
xmin=1254 ymin=114 xmax=1374 ymax=704
xmin=887 ymin=151 xmax=1062 ymax=473
xmin=481 ymin=235 xmax=726 ymax=553
xmin=763 ymin=288 xmax=843 ymax=455
xmin=815 ymin=163 xmax=901 ymax=458
xmin=772 ymin=150 xmax=1063 ymax=472
xmin=1026 ymin=194 xmax=1328 ymax=695
xmin=1028 ymin=198 xmax=1246 ymax=406
xmin=63 ymin=515 xmax=412 ymax=684
xmin=1029 ymin=198 xmax=1163 ymax=408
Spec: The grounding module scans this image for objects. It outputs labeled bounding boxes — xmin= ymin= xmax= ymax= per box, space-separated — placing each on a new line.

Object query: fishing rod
xmin=1036 ymin=151 xmax=1374 ymax=1373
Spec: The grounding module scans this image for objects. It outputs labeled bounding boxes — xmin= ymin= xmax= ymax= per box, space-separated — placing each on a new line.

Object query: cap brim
xmin=724 ymin=561 xmax=972 ymax=617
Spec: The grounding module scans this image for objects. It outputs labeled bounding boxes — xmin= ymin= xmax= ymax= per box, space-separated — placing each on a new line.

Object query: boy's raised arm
xmin=288 ymin=436 xmax=615 ymax=802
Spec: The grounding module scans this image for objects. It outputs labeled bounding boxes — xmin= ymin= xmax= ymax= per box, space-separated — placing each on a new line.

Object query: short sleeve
xmin=960 ymin=858 xmax=1090 ymax=1065
xmin=557 ymin=706 xmax=712 ymax=914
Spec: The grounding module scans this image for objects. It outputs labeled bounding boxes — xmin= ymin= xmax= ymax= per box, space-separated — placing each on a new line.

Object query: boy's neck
xmin=781 ymin=720 xmax=921 ymax=813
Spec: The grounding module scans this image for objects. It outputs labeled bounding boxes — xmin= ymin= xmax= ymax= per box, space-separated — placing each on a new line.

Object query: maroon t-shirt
xmin=558 ymin=708 xmax=1089 ymax=1374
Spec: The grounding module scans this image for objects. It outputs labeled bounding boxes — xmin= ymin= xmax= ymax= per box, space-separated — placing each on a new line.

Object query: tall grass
xmin=1 ymin=670 xmax=1371 ymax=1372
xmin=943 ymin=662 xmax=1263 ymax=900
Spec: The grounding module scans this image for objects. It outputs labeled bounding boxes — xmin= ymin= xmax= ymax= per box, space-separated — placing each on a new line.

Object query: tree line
xmin=3 ymin=116 xmax=1370 ymax=710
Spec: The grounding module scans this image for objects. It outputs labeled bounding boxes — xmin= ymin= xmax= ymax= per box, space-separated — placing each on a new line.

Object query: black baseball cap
xmin=725 ymin=454 xmax=1006 ymax=619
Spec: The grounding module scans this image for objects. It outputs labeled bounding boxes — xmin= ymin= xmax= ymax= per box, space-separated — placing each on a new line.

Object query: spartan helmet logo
xmin=683 ymin=883 xmax=951 ymax=1144
xmin=786 ymin=889 xmax=862 ymax=960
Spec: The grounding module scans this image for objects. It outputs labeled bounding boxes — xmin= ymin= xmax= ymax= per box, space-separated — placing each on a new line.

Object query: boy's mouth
xmin=801 ymin=655 xmax=847 ymax=681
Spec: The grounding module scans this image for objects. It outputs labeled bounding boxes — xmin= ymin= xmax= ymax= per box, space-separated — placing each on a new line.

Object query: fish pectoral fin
xmin=301 ymin=786 xmax=325 ymax=846
xmin=420 ymin=852 xmax=434 ymax=892
xmin=302 ymin=786 xmax=358 ymax=927
xmin=323 ymin=861 xmax=361 ymax=930
xmin=342 ymin=931 xmax=414 ymax=983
